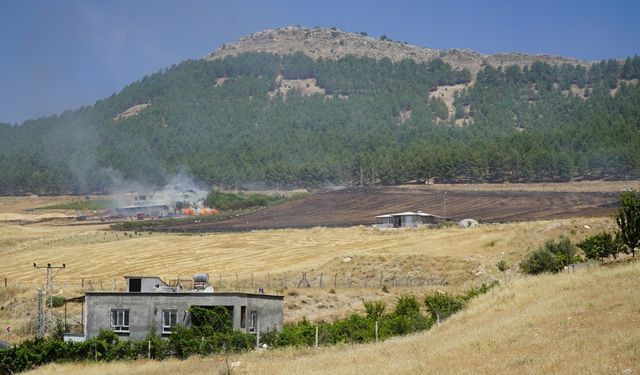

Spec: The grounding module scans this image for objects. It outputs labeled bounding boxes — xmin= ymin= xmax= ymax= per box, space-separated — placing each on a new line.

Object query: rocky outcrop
xmin=204 ymin=26 xmax=591 ymax=77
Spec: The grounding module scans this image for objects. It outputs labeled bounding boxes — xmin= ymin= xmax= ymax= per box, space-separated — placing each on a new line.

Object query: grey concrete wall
xmin=84 ymin=292 xmax=283 ymax=341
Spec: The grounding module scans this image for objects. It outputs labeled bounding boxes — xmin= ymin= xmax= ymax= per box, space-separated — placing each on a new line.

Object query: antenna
xmin=33 ymin=263 xmax=66 ymax=337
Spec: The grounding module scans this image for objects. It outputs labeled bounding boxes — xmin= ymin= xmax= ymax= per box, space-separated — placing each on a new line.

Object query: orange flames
xmin=181 ymin=207 xmax=220 ymax=216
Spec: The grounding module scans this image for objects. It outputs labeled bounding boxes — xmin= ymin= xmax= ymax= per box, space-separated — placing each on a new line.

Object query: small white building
xmin=375 ymin=211 xmax=444 ymax=228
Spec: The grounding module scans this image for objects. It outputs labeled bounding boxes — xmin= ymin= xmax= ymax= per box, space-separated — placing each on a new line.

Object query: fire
xmin=181 ymin=207 xmax=220 ymax=216
xmin=199 ymin=207 xmax=221 ymax=216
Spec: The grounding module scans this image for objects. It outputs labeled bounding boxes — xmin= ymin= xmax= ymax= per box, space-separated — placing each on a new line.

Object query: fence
xmin=0 ymin=271 xmax=449 ymax=293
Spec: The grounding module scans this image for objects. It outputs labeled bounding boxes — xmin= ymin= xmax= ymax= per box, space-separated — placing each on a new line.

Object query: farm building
xmin=63 ymin=275 xmax=283 ymax=342
xmin=375 ymin=211 xmax=444 ymax=228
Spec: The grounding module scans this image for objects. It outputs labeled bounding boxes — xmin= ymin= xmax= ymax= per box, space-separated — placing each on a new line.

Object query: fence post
xmin=319 ymin=273 xmax=323 ymax=288
xmin=380 ymin=272 xmax=383 ymax=287
xmin=4 ymin=278 xmax=6 ymax=287
xmin=251 ymin=273 xmax=254 ymax=289
xmin=334 ymin=273 xmax=337 ymax=289
xmin=375 ymin=320 xmax=379 ymax=343
xmin=315 ymin=326 xmax=318 ymax=347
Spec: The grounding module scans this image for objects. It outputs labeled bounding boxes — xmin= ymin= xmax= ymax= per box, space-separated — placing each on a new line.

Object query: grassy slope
xmin=28 ymin=260 xmax=640 ymax=375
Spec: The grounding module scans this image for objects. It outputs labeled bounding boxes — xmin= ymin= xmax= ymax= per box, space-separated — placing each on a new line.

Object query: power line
xmin=33 ymin=263 xmax=65 ymax=338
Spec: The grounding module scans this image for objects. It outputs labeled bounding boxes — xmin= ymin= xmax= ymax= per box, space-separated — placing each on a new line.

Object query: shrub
xmin=577 ymin=232 xmax=621 ymax=260
xmin=46 ymin=295 xmax=65 ymax=308
xmin=393 ymin=295 xmax=420 ymax=317
xmin=424 ymin=292 xmax=465 ymax=321
xmin=519 ymin=248 xmax=563 ymax=274
xmin=362 ymin=300 xmax=386 ymax=320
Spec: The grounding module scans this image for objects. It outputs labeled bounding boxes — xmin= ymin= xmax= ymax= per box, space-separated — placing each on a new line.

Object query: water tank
xmin=193 ymin=273 xmax=210 ymax=283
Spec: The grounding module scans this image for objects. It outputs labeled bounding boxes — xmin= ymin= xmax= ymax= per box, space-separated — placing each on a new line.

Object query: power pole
xmin=443 ymin=190 xmax=448 ymax=222
xmin=36 ymin=288 xmax=43 ymax=339
xmin=33 ymin=263 xmax=65 ymax=337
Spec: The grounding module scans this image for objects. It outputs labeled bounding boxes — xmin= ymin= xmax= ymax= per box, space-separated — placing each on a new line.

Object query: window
xmin=128 ymin=278 xmax=141 ymax=292
xmin=249 ymin=311 xmax=257 ymax=332
xmin=162 ymin=309 xmax=177 ymax=334
xmin=240 ymin=306 xmax=247 ymax=329
xmin=111 ymin=309 xmax=129 ymax=333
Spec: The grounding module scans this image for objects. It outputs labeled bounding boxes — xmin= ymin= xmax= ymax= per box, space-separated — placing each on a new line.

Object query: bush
xmin=424 ymin=292 xmax=465 ymax=321
xmin=577 ymin=232 xmax=621 ymax=260
xmin=542 ymin=236 xmax=577 ymax=267
xmin=46 ymin=295 xmax=65 ymax=308
xmin=393 ymin=295 xmax=420 ymax=317
xmin=519 ymin=248 xmax=563 ymax=274
xmin=362 ymin=300 xmax=386 ymax=320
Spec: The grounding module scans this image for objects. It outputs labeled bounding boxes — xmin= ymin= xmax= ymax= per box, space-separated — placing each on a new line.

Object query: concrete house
xmin=375 ymin=211 xmax=444 ymax=228
xmin=64 ymin=275 xmax=283 ymax=342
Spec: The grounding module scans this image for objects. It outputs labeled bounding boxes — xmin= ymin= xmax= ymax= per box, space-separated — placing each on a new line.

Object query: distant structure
xmin=375 ymin=211 xmax=445 ymax=228
xmin=63 ymin=274 xmax=283 ymax=342
xmin=458 ymin=218 xmax=479 ymax=228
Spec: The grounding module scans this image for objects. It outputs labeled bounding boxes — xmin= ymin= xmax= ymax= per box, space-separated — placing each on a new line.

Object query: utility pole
xmin=33 ymin=263 xmax=65 ymax=337
xmin=443 ymin=190 xmax=448 ymax=222
xmin=36 ymin=288 xmax=43 ymax=339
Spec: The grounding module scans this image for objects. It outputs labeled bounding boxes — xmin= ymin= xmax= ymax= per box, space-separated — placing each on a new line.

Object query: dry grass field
xmin=27 ymin=260 xmax=640 ymax=375
xmin=0 ymin=183 xmax=633 ymax=372
xmin=0 ymin=212 xmax=616 ymax=343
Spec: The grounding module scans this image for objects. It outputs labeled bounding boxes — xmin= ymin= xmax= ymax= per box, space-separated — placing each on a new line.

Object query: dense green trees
xmin=616 ymin=191 xmax=640 ymax=257
xmin=1 ymin=52 xmax=639 ymax=194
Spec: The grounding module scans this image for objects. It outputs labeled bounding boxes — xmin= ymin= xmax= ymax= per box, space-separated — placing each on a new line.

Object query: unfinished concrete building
xmin=64 ymin=274 xmax=283 ymax=342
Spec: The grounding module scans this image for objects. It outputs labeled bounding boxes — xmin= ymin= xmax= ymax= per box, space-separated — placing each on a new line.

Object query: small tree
xmin=362 ymin=300 xmax=386 ymax=321
xmin=543 ymin=236 xmax=577 ymax=267
xmin=577 ymin=232 xmax=621 ymax=260
xmin=616 ymin=191 xmax=640 ymax=257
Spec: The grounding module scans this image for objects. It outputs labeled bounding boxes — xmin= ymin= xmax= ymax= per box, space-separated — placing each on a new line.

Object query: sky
xmin=1 ymin=0 xmax=639 ymax=125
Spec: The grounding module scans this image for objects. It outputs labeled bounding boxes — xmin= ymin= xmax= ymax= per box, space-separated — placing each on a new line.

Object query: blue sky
xmin=1 ymin=0 xmax=639 ymax=124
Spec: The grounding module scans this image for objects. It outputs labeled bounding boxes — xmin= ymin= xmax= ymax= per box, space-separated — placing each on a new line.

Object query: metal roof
xmin=376 ymin=212 xmax=442 ymax=218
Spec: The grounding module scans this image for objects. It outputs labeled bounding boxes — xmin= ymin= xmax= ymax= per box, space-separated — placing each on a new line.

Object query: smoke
xmin=109 ymin=168 xmax=210 ymax=210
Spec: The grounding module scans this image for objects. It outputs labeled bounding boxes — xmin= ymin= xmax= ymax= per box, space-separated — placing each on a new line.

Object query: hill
xmin=1 ymin=26 xmax=640 ymax=194
xmin=206 ymin=26 xmax=589 ymax=75
xmin=25 ymin=258 xmax=640 ymax=374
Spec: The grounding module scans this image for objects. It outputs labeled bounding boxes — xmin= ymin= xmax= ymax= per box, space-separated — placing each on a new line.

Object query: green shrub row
xmin=262 ymin=282 xmax=498 ymax=348
xmin=1 ymin=283 xmax=496 ymax=373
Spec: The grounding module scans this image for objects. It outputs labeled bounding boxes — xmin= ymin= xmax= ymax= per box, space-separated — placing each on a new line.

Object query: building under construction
xmin=63 ymin=274 xmax=283 ymax=342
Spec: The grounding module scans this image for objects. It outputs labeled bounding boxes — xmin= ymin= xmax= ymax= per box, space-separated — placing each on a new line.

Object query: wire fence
xmin=0 ymin=271 xmax=449 ymax=293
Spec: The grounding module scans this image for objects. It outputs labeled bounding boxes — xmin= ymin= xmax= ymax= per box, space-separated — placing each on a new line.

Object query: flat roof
xmin=123 ymin=275 xmax=165 ymax=279
xmin=85 ymin=291 xmax=283 ymax=300
xmin=376 ymin=212 xmax=442 ymax=218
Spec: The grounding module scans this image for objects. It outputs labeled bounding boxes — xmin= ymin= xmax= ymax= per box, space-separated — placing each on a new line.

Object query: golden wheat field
xmin=26 ymin=260 xmax=640 ymax=375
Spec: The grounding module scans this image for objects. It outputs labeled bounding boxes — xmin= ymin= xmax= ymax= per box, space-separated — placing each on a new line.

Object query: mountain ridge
xmin=205 ymin=26 xmax=591 ymax=77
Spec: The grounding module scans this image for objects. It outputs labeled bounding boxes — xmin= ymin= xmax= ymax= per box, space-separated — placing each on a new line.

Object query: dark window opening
xmin=240 ymin=306 xmax=247 ymax=329
xmin=128 ymin=278 xmax=141 ymax=292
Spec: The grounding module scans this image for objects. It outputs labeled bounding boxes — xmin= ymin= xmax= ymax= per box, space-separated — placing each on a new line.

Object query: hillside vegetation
xmin=26 ymin=260 xmax=640 ymax=375
xmin=1 ymin=28 xmax=640 ymax=194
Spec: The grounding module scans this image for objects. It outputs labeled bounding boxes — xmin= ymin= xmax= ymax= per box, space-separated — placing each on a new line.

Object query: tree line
xmin=1 ymin=53 xmax=639 ymax=194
